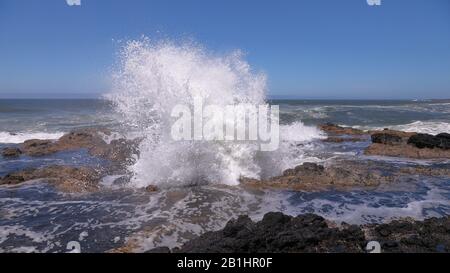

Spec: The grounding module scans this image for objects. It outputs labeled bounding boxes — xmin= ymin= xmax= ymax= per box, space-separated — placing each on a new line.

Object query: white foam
xmin=0 ymin=131 xmax=64 ymax=144
xmin=350 ymin=121 xmax=450 ymax=135
xmin=280 ymin=121 xmax=325 ymax=142
xmin=389 ymin=121 xmax=450 ymax=135
xmin=107 ymin=38 xmax=322 ymax=188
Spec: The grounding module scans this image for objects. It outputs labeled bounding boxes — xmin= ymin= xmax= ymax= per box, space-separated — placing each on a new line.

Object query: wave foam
xmin=0 ymin=132 xmax=64 ymax=144
xmin=388 ymin=121 xmax=450 ymax=135
xmin=107 ymin=38 xmax=322 ymax=188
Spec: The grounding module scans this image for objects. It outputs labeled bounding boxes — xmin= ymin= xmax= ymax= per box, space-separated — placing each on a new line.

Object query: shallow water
xmin=1 ymin=171 xmax=448 ymax=253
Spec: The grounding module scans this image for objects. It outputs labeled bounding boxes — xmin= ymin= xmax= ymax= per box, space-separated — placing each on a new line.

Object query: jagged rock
xmin=364 ymin=217 xmax=450 ymax=253
xmin=18 ymin=128 xmax=139 ymax=164
xmin=242 ymin=161 xmax=393 ymax=191
xmin=174 ymin=212 xmax=450 ymax=253
xmin=364 ymin=129 xmax=450 ymax=159
xmin=144 ymin=247 xmax=171 ymax=253
xmin=176 ymin=212 xmax=364 ymax=253
xmin=1 ymin=147 xmax=22 ymax=157
xmin=437 ymin=133 xmax=450 ymax=140
xmin=407 ymin=133 xmax=450 ymax=150
xmin=282 ymin=162 xmax=325 ymax=176
xmin=318 ymin=123 xmax=366 ymax=135
xmin=0 ymin=165 xmax=102 ymax=193
xmin=371 ymin=133 xmax=403 ymax=145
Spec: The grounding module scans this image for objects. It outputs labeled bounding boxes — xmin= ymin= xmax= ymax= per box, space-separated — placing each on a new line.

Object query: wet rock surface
xmin=241 ymin=160 xmax=450 ymax=191
xmin=1 ymin=147 xmax=22 ymax=157
xmin=241 ymin=161 xmax=394 ymax=191
xmin=317 ymin=123 xmax=450 ymax=159
xmin=0 ymin=165 xmax=103 ymax=193
xmin=371 ymin=132 xmax=403 ymax=145
xmin=408 ymin=133 xmax=450 ymax=150
xmin=363 ymin=217 xmax=450 ymax=253
xmin=364 ymin=129 xmax=450 ymax=159
xmin=319 ymin=123 xmax=366 ymax=135
xmin=3 ymin=128 xmax=140 ymax=164
xmin=163 ymin=212 xmax=450 ymax=253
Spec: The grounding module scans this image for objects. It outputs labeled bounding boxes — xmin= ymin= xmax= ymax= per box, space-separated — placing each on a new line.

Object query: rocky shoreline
xmin=1 ymin=124 xmax=449 ymax=253
xmin=0 ymin=128 xmax=139 ymax=192
xmin=320 ymin=123 xmax=450 ymax=159
xmin=1 ymin=124 xmax=449 ymax=193
xmin=147 ymin=212 xmax=449 ymax=253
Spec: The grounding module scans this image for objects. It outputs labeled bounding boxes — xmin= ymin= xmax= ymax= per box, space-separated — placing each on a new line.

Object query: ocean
xmin=0 ymin=98 xmax=449 ymax=252
xmin=1 ymin=99 xmax=449 ymax=142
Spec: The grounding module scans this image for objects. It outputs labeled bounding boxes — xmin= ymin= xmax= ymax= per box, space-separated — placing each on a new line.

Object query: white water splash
xmin=107 ymin=38 xmax=323 ymax=188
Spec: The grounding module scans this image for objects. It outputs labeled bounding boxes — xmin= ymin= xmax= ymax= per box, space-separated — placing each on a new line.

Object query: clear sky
xmin=0 ymin=0 xmax=449 ymax=99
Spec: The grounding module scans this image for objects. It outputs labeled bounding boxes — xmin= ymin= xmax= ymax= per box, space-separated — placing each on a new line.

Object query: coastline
xmin=1 ymin=121 xmax=449 ymax=253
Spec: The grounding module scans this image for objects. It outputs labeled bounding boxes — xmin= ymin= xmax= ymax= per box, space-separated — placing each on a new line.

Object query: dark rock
xmin=282 ymin=162 xmax=324 ymax=176
xmin=408 ymin=133 xmax=450 ymax=150
xmin=436 ymin=133 xmax=450 ymax=141
xmin=365 ymin=130 xmax=450 ymax=158
xmin=145 ymin=185 xmax=158 ymax=192
xmin=174 ymin=212 xmax=450 ymax=253
xmin=371 ymin=133 xmax=403 ymax=145
xmin=145 ymin=247 xmax=171 ymax=253
xmin=223 ymin=215 xmax=254 ymax=237
xmin=366 ymin=217 xmax=450 ymax=253
xmin=176 ymin=212 xmax=366 ymax=253
xmin=1 ymin=147 xmax=22 ymax=157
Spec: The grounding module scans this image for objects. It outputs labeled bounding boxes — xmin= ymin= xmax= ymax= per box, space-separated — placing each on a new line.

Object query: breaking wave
xmin=107 ymin=38 xmax=323 ymax=188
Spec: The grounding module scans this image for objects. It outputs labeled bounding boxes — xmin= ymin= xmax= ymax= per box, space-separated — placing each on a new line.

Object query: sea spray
xmin=107 ymin=38 xmax=323 ymax=188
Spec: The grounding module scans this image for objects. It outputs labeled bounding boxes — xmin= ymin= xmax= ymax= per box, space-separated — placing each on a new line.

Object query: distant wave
xmin=350 ymin=121 xmax=450 ymax=135
xmin=0 ymin=132 xmax=64 ymax=144
xmin=389 ymin=121 xmax=450 ymax=135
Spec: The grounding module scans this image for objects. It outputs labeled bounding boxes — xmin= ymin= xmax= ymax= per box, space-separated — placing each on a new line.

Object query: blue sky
xmin=0 ymin=0 xmax=449 ymax=99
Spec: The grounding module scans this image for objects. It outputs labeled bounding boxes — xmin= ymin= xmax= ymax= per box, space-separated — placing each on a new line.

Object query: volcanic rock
xmin=0 ymin=165 xmax=102 ymax=193
xmin=364 ymin=129 xmax=450 ymax=159
xmin=242 ymin=161 xmax=393 ymax=191
xmin=172 ymin=212 xmax=450 ymax=253
xmin=18 ymin=128 xmax=139 ymax=164
xmin=407 ymin=133 xmax=450 ymax=150
xmin=1 ymin=147 xmax=22 ymax=157
xmin=319 ymin=123 xmax=366 ymax=135
xmin=371 ymin=133 xmax=403 ymax=145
